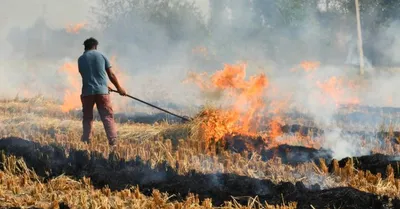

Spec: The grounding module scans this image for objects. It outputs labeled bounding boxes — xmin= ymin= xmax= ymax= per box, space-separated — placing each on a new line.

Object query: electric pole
xmin=355 ymin=0 xmax=364 ymax=76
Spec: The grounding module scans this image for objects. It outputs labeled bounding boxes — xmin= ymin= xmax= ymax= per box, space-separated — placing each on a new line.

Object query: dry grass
xmin=0 ymin=154 xmax=297 ymax=209
xmin=319 ymin=158 xmax=400 ymax=199
xmin=0 ymin=98 xmax=400 ymax=208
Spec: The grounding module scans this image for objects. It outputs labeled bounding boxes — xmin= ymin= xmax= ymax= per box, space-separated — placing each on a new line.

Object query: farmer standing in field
xmin=78 ymin=37 xmax=127 ymax=147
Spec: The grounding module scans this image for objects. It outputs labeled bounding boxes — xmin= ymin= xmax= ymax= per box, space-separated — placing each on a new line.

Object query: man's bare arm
xmin=106 ymin=67 xmax=127 ymax=95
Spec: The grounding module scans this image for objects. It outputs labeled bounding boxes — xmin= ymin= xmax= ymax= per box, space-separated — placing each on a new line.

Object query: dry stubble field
xmin=0 ymin=96 xmax=400 ymax=209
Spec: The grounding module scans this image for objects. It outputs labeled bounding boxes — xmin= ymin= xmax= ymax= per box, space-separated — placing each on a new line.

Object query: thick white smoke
xmin=1 ymin=0 xmax=400 ymax=159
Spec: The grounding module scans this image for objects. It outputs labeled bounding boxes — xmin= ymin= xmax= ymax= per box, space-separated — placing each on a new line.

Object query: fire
xmin=291 ymin=61 xmax=320 ymax=72
xmin=316 ymin=76 xmax=343 ymax=105
xmin=59 ymin=55 xmax=128 ymax=113
xmin=187 ymin=61 xmax=366 ymax=150
xmin=269 ymin=120 xmax=283 ymax=139
xmin=300 ymin=61 xmax=320 ymax=72
xmin=185 ymin=72 xmax=212 ymax=90
xmin=316 ymin=76 xmax=360 ymax=107
xmin=292 ymin=60 xmax=361 ymax=108
xmin=196 ymin=108 xmax=242 ymax=141
xmin=108 ymin=56 xmax=130 ymax=112
xmin=188 ymin=63 xmax=273 ymax=143
xmin=66 ymin=23 xmax=86 ymax=34
xmin=109 ymin=56 xmax=127 ymax=86
xmin=59 ymin=62 xmax=81 ymax=112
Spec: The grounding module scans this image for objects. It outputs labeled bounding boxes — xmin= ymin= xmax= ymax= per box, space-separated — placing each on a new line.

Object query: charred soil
xmin=224 ymin=134 xmax=400 ymax=177
xmin=223 ymin=134 xmax=333 ymax=165
xmin=0 ymin=137 xmax=399 ymax=208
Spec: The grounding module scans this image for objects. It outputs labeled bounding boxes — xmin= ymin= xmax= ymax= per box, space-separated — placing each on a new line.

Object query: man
xmin=78 ymin=37 xmax=127 ymax=146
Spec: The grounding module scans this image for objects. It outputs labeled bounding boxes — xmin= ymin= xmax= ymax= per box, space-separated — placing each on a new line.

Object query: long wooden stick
xmin=109 ymin=89 xmax=192 ymax=122
xmin=355 ymin=0 xmax=364 ymax=75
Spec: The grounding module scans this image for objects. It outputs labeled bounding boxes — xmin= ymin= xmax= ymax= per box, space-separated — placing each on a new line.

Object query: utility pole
xmin=355 ymin=0 xmax=364 ymax=76
xmin=325 ymin=0 xmax=329 ymax=11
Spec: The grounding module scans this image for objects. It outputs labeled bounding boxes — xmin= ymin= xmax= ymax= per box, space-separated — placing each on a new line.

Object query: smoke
xmin=2 ymin=0 xmax=400 ymax=158
xmin=323 ymin=128 xmax=370 ymax=159
xmin=0 ymin=0 xmax=95 ymax=99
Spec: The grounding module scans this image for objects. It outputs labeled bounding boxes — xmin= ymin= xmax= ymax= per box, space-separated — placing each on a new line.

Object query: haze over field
xmin=0 ymin=0 xmax=210 ymax=57
xmin=2 ymin=4 xmax=400 ymax=209
xmin=3 ymin=0 xmax=400 ymax=158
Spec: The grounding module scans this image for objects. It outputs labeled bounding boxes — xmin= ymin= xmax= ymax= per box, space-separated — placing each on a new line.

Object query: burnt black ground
xmin=281 ymin=124 xmax=400 ymax=144
xmin=224 ymin=134 xmax=400 ymax=178
xmin=261 ymin=144 xmax=333 ymax=165
xmin=335 ymin=154 xmax=400 ymax=178
xmin=223 ymin=134 xmax=333 ymax=165
xmin=0 ymin=137 xmax=400 ymax=208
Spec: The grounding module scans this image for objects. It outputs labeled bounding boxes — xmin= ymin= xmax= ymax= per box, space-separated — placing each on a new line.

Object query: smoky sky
xmin=0 ymin=0 xmax=94 ymax=55
xmin=2 ymin=0 xmax=400 ymax=109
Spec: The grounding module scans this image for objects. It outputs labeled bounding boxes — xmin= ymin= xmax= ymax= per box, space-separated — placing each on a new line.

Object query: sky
xmin=0 ymin=0 xmax=94 ymax=57
xmin=0 ymin=0 xmax=209 ymax=30
xmin=0 ymin=0 xmax=212 ymax=107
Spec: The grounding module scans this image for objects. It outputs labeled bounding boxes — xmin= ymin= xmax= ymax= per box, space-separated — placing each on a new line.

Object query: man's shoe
xmin=108 ymin=138 xmax=117 ymax=146
xmin=81 ymin=138 xmax=90 ymax=144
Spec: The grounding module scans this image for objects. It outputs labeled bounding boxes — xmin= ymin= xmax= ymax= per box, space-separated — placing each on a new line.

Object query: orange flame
xmin=291 ymin=61 xmax=320 ymax=72
xmin=109 ymin=56 xmax=127 ymax=87
xmin=300 ymin=61 xmax=320 ymax=72
xmin=59 ymin=62 xmax=81 ymax=112
xmin=269 ymin=120 xmax=283 ymax=139
xmin=212 ymin=64 xmax=268 ymax=134
xmin=108 ymin=56 xmax=130 ymax=112
xmin=59 ymin=55 xmax=128 ymax=113
xmin=185 ymin=72 xmax=212 ymax=90
xmin=316 ymin=76 xmax=360 ymax=107
xmin=188 ymin=63 xmax=274 ymax=142
xmin=187 ymin=61 xmax=365 ymax=149
xmin=66 ymin=23 xmax=86 ymax=34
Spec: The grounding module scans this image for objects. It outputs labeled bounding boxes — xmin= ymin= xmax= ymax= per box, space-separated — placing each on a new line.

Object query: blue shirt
xmin=78 ymin=50 xmax=111 ymax=96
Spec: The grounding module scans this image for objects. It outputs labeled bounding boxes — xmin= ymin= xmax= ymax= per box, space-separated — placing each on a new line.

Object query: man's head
xmin=83 ymin=37 xmax=98 ymax=51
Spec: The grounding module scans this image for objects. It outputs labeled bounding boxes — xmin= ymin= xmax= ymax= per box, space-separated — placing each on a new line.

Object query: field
xmin=4 ymin=0 xmax=400 ymax=207
xmin=1 ymin=63 xmax=400 ymax=209
xmin=0 ymin=91 xmax=400 ymax=209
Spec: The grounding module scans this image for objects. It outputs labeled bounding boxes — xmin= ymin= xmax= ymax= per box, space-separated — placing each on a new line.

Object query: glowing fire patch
xmin=187 ymin=63 xmax=276 ymax=143
xmin=66 ymin=23 xmax=86 ymax=34
xmin=316 ymin=76 xmax=360 ymax=107
xmin=58 ymin=56 xmax=128 ymax=113
xmin=59 ymin=62 xmax=81 ymax=112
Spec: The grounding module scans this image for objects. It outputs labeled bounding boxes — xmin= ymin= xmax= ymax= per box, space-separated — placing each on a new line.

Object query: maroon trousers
xmin=81 ymin=94 xmax=117 ymax=144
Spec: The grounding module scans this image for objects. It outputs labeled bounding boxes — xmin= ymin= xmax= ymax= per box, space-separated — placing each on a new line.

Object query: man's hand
xmin=106 ymin=67 xmax=127 ymax=96
xmin=117 ymin=87 xmax=127 ymax=96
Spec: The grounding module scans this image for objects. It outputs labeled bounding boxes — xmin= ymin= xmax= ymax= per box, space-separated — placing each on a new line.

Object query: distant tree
xmin=95 ymin=0 xmax=207 ymax=42
xmin=7 ymin=18 xmax=88 ymax=61
xmin=92 ymin=0 xmax=209 ymax=70
xmin=343 ymin=0 xmax=400 ymax=28
xmin=93 ymin=0 xmax=400 ymax=67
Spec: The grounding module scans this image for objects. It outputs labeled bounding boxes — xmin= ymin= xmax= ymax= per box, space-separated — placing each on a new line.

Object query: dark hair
xmin=83 ymin=37 xmax=98 ymax=50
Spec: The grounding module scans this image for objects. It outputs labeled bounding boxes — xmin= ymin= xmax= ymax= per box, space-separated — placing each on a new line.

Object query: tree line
xmin=7 ymin=0 xmax=400 ymax=67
